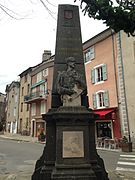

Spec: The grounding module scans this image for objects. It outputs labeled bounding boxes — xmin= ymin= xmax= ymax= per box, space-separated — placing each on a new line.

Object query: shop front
xmin=31 ymin=118 xmax=45 ymax=137
xmin=96 ymin=120 xmax=113 ymax=139
xmin=94 ymin=108 xmax=122 ymax=149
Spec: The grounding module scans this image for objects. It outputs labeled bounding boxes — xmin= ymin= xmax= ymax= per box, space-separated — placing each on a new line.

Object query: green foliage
xmin=40 ymin=131 xmax=45 ymax=138
xmin=38 ymin=128 xmax=46 ymax=141
xmin=75 ymin=0 xmax=135 ymax=36
xmin=122 ymin=136 xmax=128 ymax=143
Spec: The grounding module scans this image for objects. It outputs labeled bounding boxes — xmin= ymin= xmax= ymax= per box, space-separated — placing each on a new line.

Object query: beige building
xmin=0 ymin=93 xmax=6 ymax=131
xmin=5 ymin=81 xmax=20 ymax=133
xmin=0 ymin=92 xmax=6 ymax=102
xmin=117 ymin=31 xmax=135 ymax=147
xmin=18 ymin=68 xmax=33 ymax=135
xmin=24 ymin=51 xmax=54 ymax=137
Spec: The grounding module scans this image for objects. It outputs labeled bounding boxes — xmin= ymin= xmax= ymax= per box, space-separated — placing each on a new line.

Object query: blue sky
xmin=0 ymin=0 xmax=106 ymax=94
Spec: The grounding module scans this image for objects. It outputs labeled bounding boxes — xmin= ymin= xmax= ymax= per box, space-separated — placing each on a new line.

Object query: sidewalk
xmin=0 ymin=132 xmax=39 ymax=143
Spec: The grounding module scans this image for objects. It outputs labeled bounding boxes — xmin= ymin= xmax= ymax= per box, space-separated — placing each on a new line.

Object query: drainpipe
xmin=118 ymin=31 xmax=131 ymax=142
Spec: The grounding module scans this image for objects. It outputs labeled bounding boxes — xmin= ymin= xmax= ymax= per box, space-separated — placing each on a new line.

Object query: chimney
xmin=42 ymin=50 xmax=51 ymax=62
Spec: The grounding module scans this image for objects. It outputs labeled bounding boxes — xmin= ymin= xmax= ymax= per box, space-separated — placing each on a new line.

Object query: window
xmin=43 ymin=68 xmax=48 ymax=77
xmin=31 ymin=103 xmax=36 ymax=116
xmin=21 ymin=102 xmax=23 ymax=112
xmin=13 ymin=107 xmax=16 ymax=116
xmin=91 ymin=64 xmax=107 ymax=84
xmin=27 ymin=84 xmax=30 ymax=94
xmin=44 ymin=81 xmax=48 ymax=93
xmin=22 ymin=87 xmax=24 ymax=96
xmin=37 ymin=72 xmax=42 ymax=83
xmin=32 ymin=87 xmax=36 ymax=97
xmin=15 ymin=95 xmax=18 ymax=103
xmin=40 ymin=101 xmax=46 ymax=114
xmin=84 ymin=46 xmax=95 ymax=63
xmin=96 ymin=121 xmax=112 ymax=138
xmin=26 ymin=118 xmax=29 ymax=129
xmin=24 ymin=75 xmax=27 ymax=82
xmin=20 ymin=118 xmax=22 ymax=132
xmin=40 ymin=81 xmax=48 ymax=95
xmin=93 ymin=91 xmax=109 ymax=109
xmin=98 ymin=92 xmax=105 ymax=107
xmin=26 ymin=104 xmax=29 ymax=111
xmin=40 ymin=84 xmax=45 ymax=95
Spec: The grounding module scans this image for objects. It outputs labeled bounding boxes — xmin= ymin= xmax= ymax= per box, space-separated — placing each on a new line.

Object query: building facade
xmin=117 ymin=32 xmax=135 ymax=147
xmin=0 ymin=93 xmax=6 ymax=131
xmin=18 ymin=68 xmax=33 ymax=135
xmin=24 ymin=51 xmax=54 ymax=137
xmin=84 ymin=29 xmax=121 ymax=141
xmin=5 ymin=81 xmax=20 ymax=133
xmin=84 ymin=29 xmax=135 ymax=148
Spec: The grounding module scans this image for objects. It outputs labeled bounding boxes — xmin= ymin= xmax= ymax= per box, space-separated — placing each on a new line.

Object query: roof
xmin=83 ymin=28 xmax=114 ymax=51
xmin=5 ymin=81 xmax=20 ymax=92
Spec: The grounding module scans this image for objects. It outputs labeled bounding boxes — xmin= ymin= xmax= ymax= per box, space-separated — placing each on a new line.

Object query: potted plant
xmin=38 ymin=128 xmax=46 ymax=142
xmin=121 ymin=136 xmax=132 ymax=152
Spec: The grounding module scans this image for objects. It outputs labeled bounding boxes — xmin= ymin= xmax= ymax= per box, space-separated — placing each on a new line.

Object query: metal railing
xmin=24 ymin=91 xmax=49 ymax=102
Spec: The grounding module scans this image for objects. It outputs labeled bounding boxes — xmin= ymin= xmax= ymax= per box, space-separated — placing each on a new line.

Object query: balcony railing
xmin=24 ymin=91 xmax=49 ymax=103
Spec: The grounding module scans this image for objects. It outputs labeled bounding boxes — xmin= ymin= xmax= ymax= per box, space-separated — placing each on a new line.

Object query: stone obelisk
xmin=51 ymin=4 xmax=88 ymax=109
xmin=32 ymin=4 xmax=109 ymax=180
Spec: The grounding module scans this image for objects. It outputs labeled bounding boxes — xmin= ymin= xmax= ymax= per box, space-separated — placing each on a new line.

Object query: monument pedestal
xmin=52 ymin=106 xmax=96 ymax=179
xmin=45 ymin=106 xmax=108 ymax=179
xmin=32 ymin=106 xmax=108 ymax=180
xmin=52 ymin=164 xmax=96 ymax=180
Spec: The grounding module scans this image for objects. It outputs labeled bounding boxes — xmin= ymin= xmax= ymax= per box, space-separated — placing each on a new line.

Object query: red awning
xmin=94 ymin=109 xmax=114 ymax=117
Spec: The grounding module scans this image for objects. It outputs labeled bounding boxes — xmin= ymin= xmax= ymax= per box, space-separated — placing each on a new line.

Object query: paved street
xmin=0 ymin=136 xmax=135 ymax=179
xmin=116 ymin=154 xmax=135 ymax=173
xmin=98 ymin=150 xmax=135 ymax=179
xmin=97 ymin=149 xmax=120 ymax=171
xmin=0 ymin=137 xmax=44 ymax=179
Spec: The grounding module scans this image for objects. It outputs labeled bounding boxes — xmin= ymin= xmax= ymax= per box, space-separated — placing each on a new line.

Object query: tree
xmin=75 ymin=0 xmax=135 ymax=36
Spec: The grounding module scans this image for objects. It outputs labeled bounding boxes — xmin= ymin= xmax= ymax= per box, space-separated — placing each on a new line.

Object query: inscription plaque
xmin=63 ymin=131 xmax=84 ymax=158
xmin=64 ymin=10 xmax=73 ymax=19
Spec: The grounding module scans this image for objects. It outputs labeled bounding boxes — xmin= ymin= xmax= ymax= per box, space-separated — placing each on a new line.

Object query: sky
xmin=0 ymin=0 xmax=107 ymax=94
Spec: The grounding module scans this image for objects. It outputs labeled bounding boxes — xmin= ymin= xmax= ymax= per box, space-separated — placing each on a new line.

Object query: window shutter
xmin=32 ymin=103 xmax=36 ymax=115
xmin=102 ymin=64 xmax=107 ymax=80
xmin=83 ymin=53 xmax=86 ymax=63
xmin=45 ymin=81 xmax=48 ymax=94
xmin=91 ymin=69 xmax=95 ymax=84
xmin=41 ymin=101 xmax=46 ymax=114
xmin=90 ymin=46 xmax=95 ymax=60
xmin=103 ymin=90 xmax=109 ymax=107
xmin=93 ymin=93 xmax=97 ymax=109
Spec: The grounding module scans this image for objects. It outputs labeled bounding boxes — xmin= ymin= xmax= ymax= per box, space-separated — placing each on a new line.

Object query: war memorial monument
xmin=32 ymin=4 xmax=109 ymax=180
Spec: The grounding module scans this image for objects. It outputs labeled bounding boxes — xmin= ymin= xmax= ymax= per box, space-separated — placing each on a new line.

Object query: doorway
xmin=31 ymin=120 xmax=35 ymax=137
